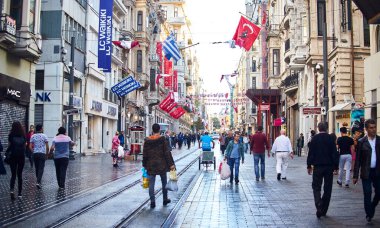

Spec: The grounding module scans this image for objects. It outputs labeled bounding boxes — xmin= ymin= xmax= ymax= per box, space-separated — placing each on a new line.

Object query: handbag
xmin=169 ymin=170 xmax=177 ymax=181
xmin=220 ymin=160 xmax=231 ymax=180
xmin=218 ymin=161 xmax=223 ymax=174
xmin=4 ymin=147 xmax=11 ymax=165
xmin=165 ymin=179 xmax=178 ymax=191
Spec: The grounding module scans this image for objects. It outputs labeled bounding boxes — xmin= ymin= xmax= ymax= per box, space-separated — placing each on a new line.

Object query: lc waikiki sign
xmin=98 ymin=0 xmax=113 ymax=73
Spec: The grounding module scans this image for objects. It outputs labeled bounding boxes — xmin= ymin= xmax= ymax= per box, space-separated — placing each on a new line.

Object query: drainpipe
xmin=348 ymin=0 xmax=355 ymax=100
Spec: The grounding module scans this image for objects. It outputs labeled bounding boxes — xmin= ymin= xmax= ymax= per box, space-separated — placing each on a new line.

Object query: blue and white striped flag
xmin=163 ymin=33 xmax=182 ymax=61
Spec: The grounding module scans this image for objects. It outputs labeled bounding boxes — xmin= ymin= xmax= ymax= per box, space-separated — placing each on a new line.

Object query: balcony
xmin=268 ymin=24 xmax=280 ymax=37
xmin=290 ymin=44 xmax=309 ymax=67
xmin=281 ymin=72 xmax=299 ymax=94
xmin=10 ymin=30 xmax=42 ymax=61
xmin=120 ymin=27 xmax=135 ymax=40
xmin=174 ymin=64 xmax=185 ymax=73
xmin=122 ymin=0 xmax=136 ymax=7
xmin=167 ymin=17 xmax=186 ymax=25
xmin=111 ymin=45 xmax=123 ymax=66
xmin=177 ymin=40 xmax=185 ymax=49
xmin=149 ymin=53 xmax=159 ymax=63
xmin=0 ymin=14 xmax=16 ymax=46
xmin=159 ymin=0 xmax=185 ymax=3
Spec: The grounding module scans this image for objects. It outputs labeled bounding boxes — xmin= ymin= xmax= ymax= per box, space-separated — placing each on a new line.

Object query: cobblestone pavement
xmin=0 ymin=144 xmax=196 ymax=226
xmin=173 ymin=150 xmax=380 ymax=228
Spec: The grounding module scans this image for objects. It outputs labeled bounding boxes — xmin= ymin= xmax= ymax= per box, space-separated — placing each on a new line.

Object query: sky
xmin=186 ymin=0 xmax=246 ymax=114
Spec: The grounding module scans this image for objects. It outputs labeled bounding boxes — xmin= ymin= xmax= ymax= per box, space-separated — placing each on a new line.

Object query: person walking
xmin=178 ymin=132 xmax=184 ymax=149
xmin=219 ymin=133 xmax=226 ymax=155
xmin=242 ymin=132 xmax=250 ymax=154
xmin=307 ymin=122 xmax=339 ymax=218
xmin=143 ymin=123 xmax=175 ymax=209
xmin=164 ymin=130 xmax=172 ymax=152
xmin=271 ymin=129 xmax=293 ymax=180
xmin=250 ymin=126 xmax=270 ymax=181
xmin=112 ymin=132 xmax=120 ymax=167
xmin=296 ymin=133 xmax=304 ymax=157
xmin=8 ymin=121 xmax=27 ymax=199
xmin=49 ymin=127 xmax=75 ymax=189
xmin=186 ymin=133 xmax=192 ymax=150
xmin=118 ymin=131 xmax=125 ymax=148
xmin=336 ymin=127 xmax=354 ymax=188
xmin=29 ymin=124 xmax=49 ymax=189
xmin=26 ymin=125 xmax=34 ymax=168
xmin=224 ymin=132 xmax=244 ymax=184
xmin=353 ymin=119 xmax=380 ymax=223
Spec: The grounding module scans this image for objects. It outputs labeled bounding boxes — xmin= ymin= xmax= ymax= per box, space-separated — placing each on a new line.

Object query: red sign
xmin=156 ymin=42 xmax=163 ymax=63
xmin=259 ymin=104 xmax=270 ymax=111
xmin=173 ymin=71 xmax=178 ymax=92
xmin=164 ymin=58 xmax=172 ymax=75
xmin=303 ymin=107 xmax=322 ymax=115
xmin=273 ymin=118 xmax=282 ymax=126
xmin=159 ymin=92 xmax=174 ymax=111
xmin=164 ymin=76 xmax=172 ymax=88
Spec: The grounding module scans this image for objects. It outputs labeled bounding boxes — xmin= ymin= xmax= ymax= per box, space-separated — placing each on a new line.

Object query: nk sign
xmin=98 ymin=0 xmax=113 ymax=73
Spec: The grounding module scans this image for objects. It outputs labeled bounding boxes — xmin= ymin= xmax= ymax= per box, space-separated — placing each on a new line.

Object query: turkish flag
xmin=232 ymin=16 xmax=261 ymax=51
xmin=112 ymin=40 xmax=139 ymax=49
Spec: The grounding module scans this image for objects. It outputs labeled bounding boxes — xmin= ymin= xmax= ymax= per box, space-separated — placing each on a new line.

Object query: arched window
xmin=377 ymin=26 xmax=380 ymax=53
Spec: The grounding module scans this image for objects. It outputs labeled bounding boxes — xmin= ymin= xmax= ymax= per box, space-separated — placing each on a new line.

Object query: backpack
xmin=10 ymin=136 xmax=26 ymax=156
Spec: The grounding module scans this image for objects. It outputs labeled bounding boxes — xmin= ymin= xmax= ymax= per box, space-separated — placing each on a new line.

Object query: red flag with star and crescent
xmin=232 ymin=16 xmax=261 ymax=51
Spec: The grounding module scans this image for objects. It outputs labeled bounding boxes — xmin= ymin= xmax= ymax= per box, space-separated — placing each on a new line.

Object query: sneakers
xmin=150 ymin=202 xmax=156 ymax=208
xmin=337 ymin=180 xmax=342 ymax=186
xmin=277 ymin=173 xmax=281 ymax=180
xmin=235 ymin=180 xmax=239 ymax=185
xmin=113 ymin=163 xmax=119 ymax=168
xmin=256 ymin=178 xmax=260 ymax=181
xmin=163 ymin=199 xmax=171 ymax=206
xmin=36 ymin=183 xmax=41 ymax=189
xmin=366 ymin=215 xmax=372 ymax=223
xmin=18 ymin=194 xmax=22 ymax=199
xmin=345 ymin=184 xmax=349 ymax=188
xmin=316 ymin=210 xmax=322 ymax=218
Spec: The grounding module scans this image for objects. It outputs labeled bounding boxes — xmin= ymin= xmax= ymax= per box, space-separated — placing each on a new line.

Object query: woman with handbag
xmin=112 ymin=132 xmax=120 ymax=167
xmin=8 ymin=121 xmax=27 ymax=199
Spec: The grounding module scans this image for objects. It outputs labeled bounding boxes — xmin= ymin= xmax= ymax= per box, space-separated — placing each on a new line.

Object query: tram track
xmin=46 ymin=149 xmax=200 ymax=228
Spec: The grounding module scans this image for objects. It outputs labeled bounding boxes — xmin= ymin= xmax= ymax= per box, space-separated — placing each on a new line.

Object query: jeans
xmin=228 ymin=158 xmax=240 ymax=183
xmin=362 ymin=168 xmax=380 ymax=218
xmin=276 ymin=152 xmax=289 ymax=177
xmin=296 ymin=147 xmax=302 ymax=156
xmin=54 ymin=158 xmax=69 ymax=188
xmin=338 ymin=154 xmax=352 ymax=184
xmin=10 ymin=155 xmax=25 ymax=195
xmin=149 ymin=173 xmax=168 ymax=203
xmin=33 ymin=153 xmax=46 ymax=184
xmin=312 ymin=166 xmax=334 ymax=215
xmin=244 ymin=143 xmax=249 ymax=153
xmin=253 ymin=153 xmax=265 ymax=179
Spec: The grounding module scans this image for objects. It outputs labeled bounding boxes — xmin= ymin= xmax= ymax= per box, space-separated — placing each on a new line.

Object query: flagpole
xmin=179 ymin=42 xmax=200 ymax=50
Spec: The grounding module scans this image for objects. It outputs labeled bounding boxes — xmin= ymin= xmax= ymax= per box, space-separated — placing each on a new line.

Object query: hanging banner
xmin=165 ymin=102 xmax=177 ymax=113
xmin=164 ymin=58 xmax=172 ymax=75
xmin=98 ymin=0 xmax=113 ymax=72
xmin=159 ymin=92 xmax=174 ymax=110
xmin=173 ymin=70 xmax=178 ymax=92
xmin=111 ymin=76 xmax=134 ymax=95
xmin=156 ymin=42 xmax=163 ymax=63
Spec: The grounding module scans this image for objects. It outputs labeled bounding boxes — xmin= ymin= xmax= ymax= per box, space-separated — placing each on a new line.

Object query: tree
xmin=194 ymin=117 xmax=204 ymax=131
xmin=212 ymin=117 xmax=221 ymax=129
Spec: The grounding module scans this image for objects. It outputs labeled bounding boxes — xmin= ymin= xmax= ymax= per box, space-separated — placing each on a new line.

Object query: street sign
xmin=303 ymin=106 xmax=326 ymax=115
xmin=260 ymin=104 xmax=270 ymax=111
xmin=63 ymin=108 xmax=82 ymax=115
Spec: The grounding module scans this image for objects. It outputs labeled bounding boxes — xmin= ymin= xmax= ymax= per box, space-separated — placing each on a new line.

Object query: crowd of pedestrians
xmin=0 ymin=121 xmax=75 ymax=200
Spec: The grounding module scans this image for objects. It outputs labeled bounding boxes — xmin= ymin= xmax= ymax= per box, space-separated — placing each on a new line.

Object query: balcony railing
xmin=285 ymin=38 xmax=290 ymax=52
xmin=167 ymin=16 xmax=186 ymax=25
xmin=0 ymin=14 xmax=17 ymax=45
xmin=281 ymin=72 xmax=299 ymax=89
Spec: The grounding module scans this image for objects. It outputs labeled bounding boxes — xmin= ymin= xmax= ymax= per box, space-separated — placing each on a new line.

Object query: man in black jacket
xmin=353 ymin=119 xmax=380 ymax=223
xmin=307 ymin=122 xmax=339 ymax=218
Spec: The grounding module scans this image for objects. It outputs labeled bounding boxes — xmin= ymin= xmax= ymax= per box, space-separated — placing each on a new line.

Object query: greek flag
xmin=163 ymin=33 xmax=182 ymax=61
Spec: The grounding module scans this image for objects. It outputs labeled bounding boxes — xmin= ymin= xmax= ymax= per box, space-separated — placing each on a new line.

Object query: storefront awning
xmin=329 ymin=102 xmax=351 ymax=112
xmin=353 ymin=0 xmax=380 ymax=24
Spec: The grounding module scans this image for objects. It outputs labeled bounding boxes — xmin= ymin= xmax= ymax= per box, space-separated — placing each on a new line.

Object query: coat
xmin=142 ymin=135 xmax=175 ymax=176
xmin=353 ymin=135 xmax=380 ymax=179
xmin=225 ymin=141 xmax=244 ymax=161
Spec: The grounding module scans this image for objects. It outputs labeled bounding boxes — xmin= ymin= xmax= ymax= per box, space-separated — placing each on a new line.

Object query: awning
xmin=353 ymin=0 xmax=380 ymax=24
xmin=329 ymin=103 xmax=351 ymax=112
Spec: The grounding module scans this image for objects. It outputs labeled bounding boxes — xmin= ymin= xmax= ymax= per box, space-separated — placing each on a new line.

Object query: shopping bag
xmin=142 ymin=177 xmax=149 ymax=189
xmin=218 ymin=162 xmax=223 ymax=174
xmin=220 ymin=160 xmax=231 ymax=180
xmin=118 ymin=146 xmax=124 ymax=158
xmin=169 ymin=170 xmax=177 ymax=181
xmin=165 ymin=180 xmax=178 ymax=191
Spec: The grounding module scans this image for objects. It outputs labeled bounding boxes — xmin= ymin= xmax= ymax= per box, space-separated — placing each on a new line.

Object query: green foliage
xmin=212 ymin=117 xmax=221 ymax=129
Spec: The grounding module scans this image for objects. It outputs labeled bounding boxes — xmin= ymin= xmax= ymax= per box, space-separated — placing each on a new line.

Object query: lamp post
xmin=322 ymin=0 xmax=329 ymax=122
xmin=69 ymin=36 xmax=75 ymax=160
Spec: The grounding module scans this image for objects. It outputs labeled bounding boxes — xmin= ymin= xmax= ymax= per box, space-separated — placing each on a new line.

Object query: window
xmin=341 ymin=0 xmax=347 ymax=32
xmin=363 ymin=18 xmax=370 ymax=47
xmin=252 ymin=59 xmax=256 ymax=72
xmin=29 ymin=0 xmax=36 ymax=32
xmin=252 ymin=77 xmax=256 ymax=89
xmin=162 ymin=6 xmax=167 ymax=19
xmin=10 ymin=0 xmax=23 ymax=29
xmin=35 ymin=70 xmax=44 ymax=90
xmin=173 ymin=29 xmax=178 ymax=40
xmin=317 ymin=0 xmax=326 ymax=36
xmin=137 ymin=11 xmax=143 ymax=31
xmin=301 ymin=14 xmax=308 ymax=43
xmin=377 ymin=26 xmax=380 ymax=52
xmin=137 ymin=50 xmax=143 ymax=73
xmin=174 ymin=7 xmax=178 ymax=17
xmin=34 ymin=104 xmax=44 ymax=125
xmin=251 ymin=104 xmax=257 ymax=114
xmin=64 ymin=14 xmax=86 ymax=52
xmin=273 ymin=49 xmax=280 ymax=76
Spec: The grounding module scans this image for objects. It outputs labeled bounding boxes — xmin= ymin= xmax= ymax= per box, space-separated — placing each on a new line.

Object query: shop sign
xmin=7 ymin=88 xmax=21 ymax=98
xmin=303 ymin=107 xmax=326 ymax=115
xmin=36 ymin=92 xmax=51 ymax=102
xmin=73 ymin=96 xmax=82 ymax=108
xmin=91 ymin=100 xmax=102 ymax=112
xmin=0 ymin=74 xmax=31 ymax=104
xmin=259 ymin=104 xmax=270 ymax=111
xmin=108 ymin=106 xmax=117 ymax=116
